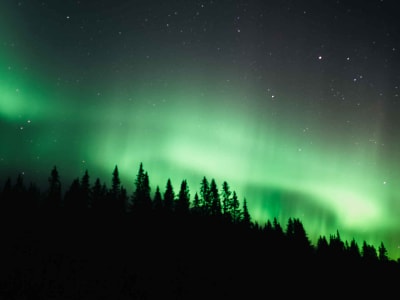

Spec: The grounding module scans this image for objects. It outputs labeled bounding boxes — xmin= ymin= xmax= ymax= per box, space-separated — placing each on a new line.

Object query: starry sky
xmin=1 ymin=0 xmax=400 ymax=258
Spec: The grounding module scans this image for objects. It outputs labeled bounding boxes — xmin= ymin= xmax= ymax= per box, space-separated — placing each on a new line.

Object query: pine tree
xmin=348 ymin=238 xmax=361 ymax=260
xmin=290 ymin=218 xmax=312 ymax=253
xmin=192 ymin=192 xmax=200 ymax=215
xmin=221 ymin=181 xmax=232 ymax=219
xmin=64 ymin=178 xmax=81 ymax=212
xmin=45 ymin=166 xmax=61 ymax=212
xmin=163 ymin=178 xmax=175 ymax=213
xmin=131 ymin=163 xmax=151 ymax=212
xmin=80 ymin=170 xmax=90 ymax=209
xmin=111 ymin=165 xmax=121 ymax=199
xmin=153 ymin=185 xmax=163 ymax=212
xmin=13 ymin=173 xmax=27 ymax=212
xmin=26 ymin=182 xmax=40 ymax=212
xmin=362 ymin=241 xmax=378 ymax=263
xmin=209 ymin=179 xmax=221 ymax=217
xmin=108 ymin=165 xmax=124 ymax=214
xmin=176 ymin=180 xmax=190 ymax=215
xmin=230 ymin=191 xmax=241 ymax=224
xmin=378 ymin=241 xmax=389 ymax=262
xmin=242 ymin=198 xmax=251 ymax=227
xmin=91 ymin=178 xmax=107 ymax=212
xmin=329 ymin=230 xmax=345 ymax=259
xmin=119 ymin=185 xmax=128 ymax=214
xmin=199 ymin=177 xmax=210 ymax=215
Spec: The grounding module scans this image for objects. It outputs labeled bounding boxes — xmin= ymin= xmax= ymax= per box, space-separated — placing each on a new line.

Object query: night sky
xmin=1 ymin=0 xmax=400 ymax=259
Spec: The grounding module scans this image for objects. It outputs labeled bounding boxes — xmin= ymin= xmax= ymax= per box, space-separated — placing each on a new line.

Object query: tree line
xmin=0 ymin=162 xmax=396 ymax=262
xmin=0 ymin=162 xmax=399 ymax=298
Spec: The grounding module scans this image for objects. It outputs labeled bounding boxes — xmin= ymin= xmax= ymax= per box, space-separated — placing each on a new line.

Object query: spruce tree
xmin=209 ymin=179 xmax=221 ymax=217
xmin=221 ymin=181 xmax=232 ymax=219
xmin=91 ymin=178 xmax=106 ymax=212
xmin=192 ymin=192 xmax=200 ymax=215
xmin=230 ymin=191 xmax=240 ymax=224
xmin=64 ymin=178 xmax=81 ymax=213
xmin=199 ymin=177 xmax=210 ymax=215
xmin=378 ymin=241 xmax=389 ymax=262
xmin=80 ymin=170 xmax=90 ymax=209
xmin=163 ymin=178 xmax=175 ymax=213
xmin=176 ymin=180 xmax=190 ymax=215
xmin=131 ymin=163 xmax=151 ymax=212
xmin=242 ymin=198 xmax=251 ymax=227
xmin=45 ymin=166 xmax=61 ymax=212
xmin=153 ymin=185 xmax=163 ymax=212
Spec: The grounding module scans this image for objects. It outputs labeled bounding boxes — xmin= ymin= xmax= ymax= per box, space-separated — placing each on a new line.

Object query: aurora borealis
xmin=1 ymin=1 xmax=400 ymax=259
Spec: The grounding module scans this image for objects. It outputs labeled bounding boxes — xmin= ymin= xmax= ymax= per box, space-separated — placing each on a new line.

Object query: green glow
xmin=2 ymin=2 xmax=400 ymax=260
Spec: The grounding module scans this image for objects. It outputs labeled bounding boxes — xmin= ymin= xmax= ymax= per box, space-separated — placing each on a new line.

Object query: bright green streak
xmin=1 ymin=25 xmax=399 ymax=259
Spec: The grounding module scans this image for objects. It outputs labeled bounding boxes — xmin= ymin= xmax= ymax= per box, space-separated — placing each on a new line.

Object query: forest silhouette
xmin=0 ymin=162 xmax=399 ymax=299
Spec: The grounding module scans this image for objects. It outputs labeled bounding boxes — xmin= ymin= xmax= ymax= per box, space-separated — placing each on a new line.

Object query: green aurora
xmin=1 ymin=1 xmax=400 ymax=259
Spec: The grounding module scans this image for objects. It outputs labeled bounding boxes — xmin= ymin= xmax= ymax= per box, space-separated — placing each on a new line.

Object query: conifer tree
xmin=153 ymin=185 xmax=163 ymax=212
xmin=378 ymin=241 xmax=389 ymax=262
xmin=272 ymin=217 xmax=284 ymax=244
xmin=108 ymin=165 xmax=124 ymax=214
xmin=329 ymin=230 xmax=345 ymax=258
xmin=131 ymin=163 xmax=151 ymax=212
xmin=91 ymin=178 xmax=107 ymax=212
xmin=209 ymin=179 xmax=221 ymax=217
xmin=242 ymin=198 xmax=251 ymax=226
xmin=163 ymin=178 xmax=175 ymax=212
xmin=12 ymin=174 xmax=27 ymax=212
xmin=26 ymin=182 xmax=40 ymax=212
xmin=45 ymin=166 xmax=61 ymax=211
xmin=348 ymin=238 xmax=361 ymax=260
xmin=111 ymin=165 xmax=121 ymax=199
xmin=176 ymin=180 xmax=190 ymax=215
xmin=64 ymin=178 xmax=81 ymax=212
xmin=362 ymin=241 xmax=378 ymax=262
xmin=80 ymin=170 xmax=90 ymax=209
xmin=199 ymin=177 xmax=210 ymax=215
xmin=221 ymin=181 xmax=232 ymax=219
xmin=192 ymin=192 xmax=200 ymax=215
xmin=231 ymin=191 xmax=241 ymax=224
xmin=119 ymin=185 xmax=128 ymax=214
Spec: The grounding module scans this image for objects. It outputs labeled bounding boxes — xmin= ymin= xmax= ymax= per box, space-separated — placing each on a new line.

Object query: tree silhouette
xmin=91 ymin=178 xmax=107 ymax=212
xmin=209 ymin=179 xmax=221 ymax=217
xmin=153 ymin=185 xmax=163 ymax=212
xmin=378 ymin=242 xmax=389 ymax=262
xmin=108 ymin=165 xmax=126 ymax=214
xmin=26 ymin=182 xmax=40 ymax=212
xmin=131 ymin=163 xmax=151 ymax=213
xmin=0 ymin=161 xmax=399 ymax=299
xmin=348 ymin=238 xmax=361 ymax=261
xmin=44 ymin=166 xmax=61 ymax=212
xmin=199 ymin=176 xmax=210 ymax=215
xmin=316 ymin=235 xmax=329 ymax=259
xmin=241 ymin=198 xmax=251 ymax=226
xmin=176 ymin=180 xmax=190 ymax=215
xmin=110 ymin=165 xmax=121 ymax=199
xmin=329 ymin=230 xmax=345 ymax=260
xmin=80 ymin=170 xmax=90 ymax=209
xmin=64 ymin=178 xmax=81 ymax=213
xmin=164 ymin=178 xmax=175 ymax=213
xmin=192 ymin=192 xmax=201 ymax=215
xmin=230 ymin=191 xmax=241 ymax=224
xmin=362 ymin=241 xmax=378 ymax=263
xmin=221 ymin=181 xmax=232 ymax=219
xmin=286 ymin=218 xmax=312 ymax=256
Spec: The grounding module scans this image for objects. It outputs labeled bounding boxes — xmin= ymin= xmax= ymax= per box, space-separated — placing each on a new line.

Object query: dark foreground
xmin=0 ymin=210 xmax=398 ymax=299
